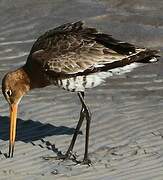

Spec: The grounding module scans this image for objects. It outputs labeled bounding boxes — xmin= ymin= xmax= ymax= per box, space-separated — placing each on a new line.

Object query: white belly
xmin=55 ymin=62 xmax=142 ymax=92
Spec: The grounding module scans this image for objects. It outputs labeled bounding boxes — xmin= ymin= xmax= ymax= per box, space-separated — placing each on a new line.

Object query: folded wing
xmin=26 ymin=21 xmax=159 ymax=78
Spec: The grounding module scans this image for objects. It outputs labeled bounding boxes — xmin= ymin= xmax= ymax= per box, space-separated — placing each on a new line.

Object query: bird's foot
xmin=57 ymin=152 xmax=70 ymax=160
xmin=43 ymin=152 xmax=91 ymax=165
xmin=42 ymin=156 xmax=58 ymax=160
xmin=42 ymin=151 xmax=69 ymax=161
xmin=43 ymin=151 xmax=78 ymax=161
xmin=81 ymin=157 xmax=92 ymax=166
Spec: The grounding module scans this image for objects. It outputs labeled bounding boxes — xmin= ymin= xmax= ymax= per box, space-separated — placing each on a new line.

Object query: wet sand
xmin=0 ymin=0 xmax=163 ymax=179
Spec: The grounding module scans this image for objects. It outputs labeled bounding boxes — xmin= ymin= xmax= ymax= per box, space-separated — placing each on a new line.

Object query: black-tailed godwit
xmin=2 ymin=21 xmax=159 ymax=164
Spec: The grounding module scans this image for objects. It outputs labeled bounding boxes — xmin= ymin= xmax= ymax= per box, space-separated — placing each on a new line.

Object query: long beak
xmin=9 ymin=104 xmax=18 ymax=158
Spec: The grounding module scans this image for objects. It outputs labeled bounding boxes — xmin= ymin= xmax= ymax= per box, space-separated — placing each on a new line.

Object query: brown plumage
xmin=1 ymin=21 xmax=159 ymax=164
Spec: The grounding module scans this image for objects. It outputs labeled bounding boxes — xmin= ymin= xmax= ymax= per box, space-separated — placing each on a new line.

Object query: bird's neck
xmin=22 ymin=64 xmax=50 ymax=90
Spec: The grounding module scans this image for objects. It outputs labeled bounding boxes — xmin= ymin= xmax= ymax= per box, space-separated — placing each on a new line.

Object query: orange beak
xmin=9 ymin=104 xmax=18 ymax=158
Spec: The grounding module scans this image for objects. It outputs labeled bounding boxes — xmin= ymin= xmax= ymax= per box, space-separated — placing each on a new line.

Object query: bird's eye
xmin=6 ymin=90 xmax=12 ymax=97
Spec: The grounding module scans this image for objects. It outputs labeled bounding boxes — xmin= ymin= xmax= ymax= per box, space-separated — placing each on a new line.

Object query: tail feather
xmin=97 ymin=49 xmax=159 ymax=72
xmin=135 ymin=49 xmax=160 ymax=63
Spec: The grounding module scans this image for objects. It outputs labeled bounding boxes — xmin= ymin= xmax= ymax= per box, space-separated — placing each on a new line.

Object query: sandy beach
xmin=0 ymin=0 xmax=163 ymax=179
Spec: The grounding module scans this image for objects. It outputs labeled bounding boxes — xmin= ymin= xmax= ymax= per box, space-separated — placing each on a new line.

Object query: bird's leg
xmin=59 ymin=92 xmax=85 ymax=160
xmin=44 ymin=92 xmax=85 ymax=162
xmin=78 ymin=92 xmax=92 ymax=165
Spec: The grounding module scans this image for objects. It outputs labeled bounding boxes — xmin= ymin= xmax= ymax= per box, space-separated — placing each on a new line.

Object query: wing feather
xmin=27 ymin=21 xmax=159 ymax=78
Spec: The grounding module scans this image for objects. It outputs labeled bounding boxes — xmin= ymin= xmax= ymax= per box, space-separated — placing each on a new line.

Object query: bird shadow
xmin=0 ymin=115 xmax=81 ymax=143
xmin=0 ymin=116 xmax=83 ymax=158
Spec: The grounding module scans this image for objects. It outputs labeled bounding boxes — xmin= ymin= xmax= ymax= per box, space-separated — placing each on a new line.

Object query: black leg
xmin=43 ymin=92 xmax=92 ymax=163
xmin=78 ymin=92 xmax=92 ymax=164
xmin=83 ymin=108 xmax=91 ymax=164
xmin=64 ymin=92 xmax=85 ymax=158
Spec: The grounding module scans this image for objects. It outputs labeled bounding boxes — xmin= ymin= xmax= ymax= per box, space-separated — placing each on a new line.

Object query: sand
xmin=0 ymin=0 xmax=163 ymax=179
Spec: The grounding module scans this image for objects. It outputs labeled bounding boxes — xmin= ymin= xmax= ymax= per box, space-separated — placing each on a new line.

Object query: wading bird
xmin=2 ymin=21 xmax=159 ymax=164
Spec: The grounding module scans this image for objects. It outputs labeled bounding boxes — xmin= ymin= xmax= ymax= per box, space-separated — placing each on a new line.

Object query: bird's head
xmin=2 ymin=68 xmax=30 ymax=157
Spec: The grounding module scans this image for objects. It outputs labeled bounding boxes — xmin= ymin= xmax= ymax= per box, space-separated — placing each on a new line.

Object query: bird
xmin=1 ymin=21 xmax=159 ymax=164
